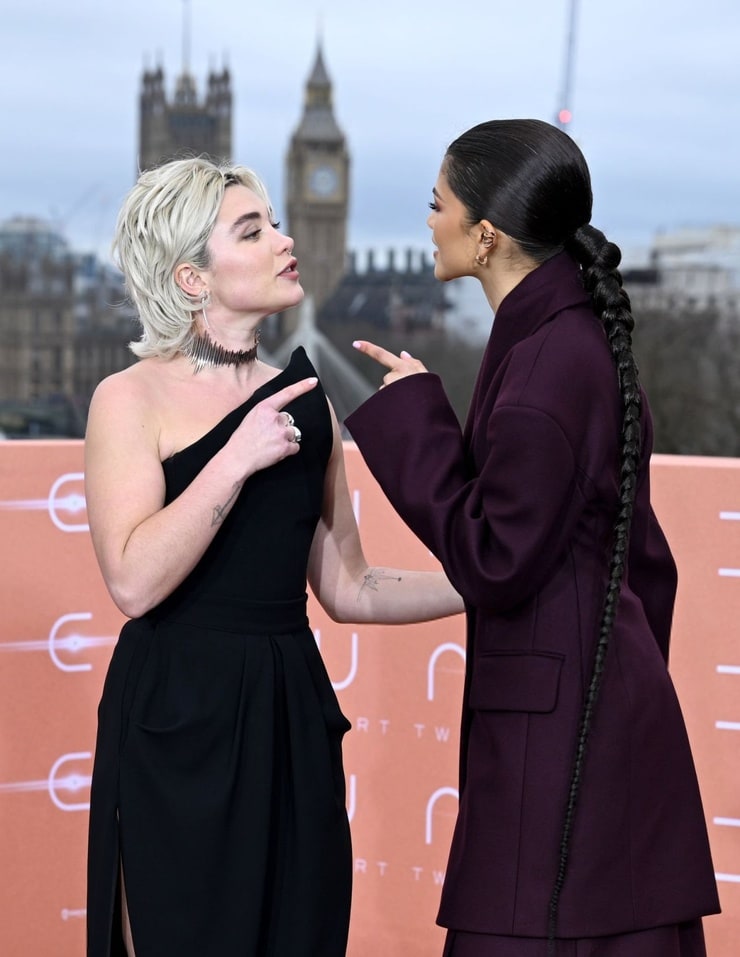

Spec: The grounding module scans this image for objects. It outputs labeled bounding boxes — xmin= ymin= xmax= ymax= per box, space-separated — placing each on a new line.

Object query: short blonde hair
xmin=113 ymin=156 xmax=273 ymax=359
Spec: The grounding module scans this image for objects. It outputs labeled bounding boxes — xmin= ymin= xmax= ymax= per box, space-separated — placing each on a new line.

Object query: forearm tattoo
xmin=211 ymin=481 xmax=243 ymax=527
xmin=357 ymin=568 xmax=402 ymax=601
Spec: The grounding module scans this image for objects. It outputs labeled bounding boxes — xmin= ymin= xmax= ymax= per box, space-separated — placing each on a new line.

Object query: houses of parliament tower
xmin=138 ymin=64 xmax=232 ymax=173
xmin=285 ymin=44 xmax=350 ymax=320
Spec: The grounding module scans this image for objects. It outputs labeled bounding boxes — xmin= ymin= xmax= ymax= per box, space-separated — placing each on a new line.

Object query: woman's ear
xmin=174 ymin=263 xmax=205 ymax=300
xmin=479 ymin=220 xmax=497 ymax=250
xmin=473 ymin=220 xmax=497 ymax=266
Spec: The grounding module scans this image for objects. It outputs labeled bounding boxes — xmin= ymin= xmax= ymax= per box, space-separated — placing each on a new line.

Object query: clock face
xmin=308 ymin=165 xmax=339 ymax=198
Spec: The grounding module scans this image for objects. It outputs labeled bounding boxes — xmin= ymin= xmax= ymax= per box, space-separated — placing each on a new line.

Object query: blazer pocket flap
xmin=469 ymin=651 xmax=564 ymax=713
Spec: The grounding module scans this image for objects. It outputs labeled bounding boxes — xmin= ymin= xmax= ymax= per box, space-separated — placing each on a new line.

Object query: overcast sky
xmin=4 ymin=0 xmax=739 ymax=267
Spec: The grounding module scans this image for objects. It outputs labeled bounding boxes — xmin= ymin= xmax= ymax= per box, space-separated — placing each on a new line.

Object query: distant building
xmin=73 ymin=254 xmax=138 ymax=402
xmin=651 ymin=226 xmax=740 ymax=300
xmin=0 ymin=217 xmax=76 ymax=404
xmin=319 ymin=248 xmax=449 ymax=336
xmin=0 ymin=217 xmax=135 ymax=435
xmin=283 ymin=43 xmax=350 ymax=332
xmin=138 ymin=63 xmax=232 ymax=173
xmin=628 ymin=226 xmax=740 ymax=316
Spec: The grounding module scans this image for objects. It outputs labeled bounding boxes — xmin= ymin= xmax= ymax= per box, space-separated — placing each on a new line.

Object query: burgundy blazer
xmin=345 ymin=253 xmax=719 ymax=938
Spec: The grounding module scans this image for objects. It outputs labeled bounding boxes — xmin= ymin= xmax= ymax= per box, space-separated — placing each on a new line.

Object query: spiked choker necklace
xmin=184 ymin=329 xmax=260 ymax=373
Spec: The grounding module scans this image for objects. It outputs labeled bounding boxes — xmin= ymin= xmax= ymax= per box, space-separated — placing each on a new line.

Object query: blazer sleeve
xmin=345 ymin=373 xmax=582 ymax=612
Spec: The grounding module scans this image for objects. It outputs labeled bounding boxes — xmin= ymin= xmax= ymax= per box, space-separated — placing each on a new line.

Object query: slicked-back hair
xmin=444 ymin=118 xmax=593 ymax=262
xmin=445 ymin=120 xmax=643 ymax=950
xmin=113 ymin=156 xmax=273 ymax=360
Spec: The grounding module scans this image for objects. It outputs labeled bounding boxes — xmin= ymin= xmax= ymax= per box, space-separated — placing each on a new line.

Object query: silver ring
xmin=282 ymin=412 xmax=295 ymax=427
xmin=292 ymin=426 xmax=302 ymax=444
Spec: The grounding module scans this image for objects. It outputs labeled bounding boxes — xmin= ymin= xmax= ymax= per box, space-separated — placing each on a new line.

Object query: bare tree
xmin=633 ymin=305 xmax=740 ymax=456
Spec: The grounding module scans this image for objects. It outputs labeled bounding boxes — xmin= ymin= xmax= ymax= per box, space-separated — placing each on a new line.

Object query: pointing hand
xmin=352 ymin=340 xmax=428 ymax=388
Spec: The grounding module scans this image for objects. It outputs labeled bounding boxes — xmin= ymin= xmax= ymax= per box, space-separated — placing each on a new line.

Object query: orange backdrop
xmin=0 ymin=443 xmax=737 ymax=956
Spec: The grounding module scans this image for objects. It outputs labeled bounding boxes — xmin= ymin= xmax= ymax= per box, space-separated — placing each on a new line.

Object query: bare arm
xmin=85 ymin=370 xmax=318 ymax=618
xmin=307 ymin=405 xmax=464 ymax=624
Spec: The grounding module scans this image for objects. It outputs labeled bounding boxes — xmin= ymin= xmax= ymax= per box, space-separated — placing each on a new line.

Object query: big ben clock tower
xmin=284 ymin=42 xmax=350 ymax=330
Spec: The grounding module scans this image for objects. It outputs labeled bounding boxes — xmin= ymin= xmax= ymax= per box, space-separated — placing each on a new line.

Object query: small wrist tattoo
xmin=211 ymin=481 xmax=243 ymax=527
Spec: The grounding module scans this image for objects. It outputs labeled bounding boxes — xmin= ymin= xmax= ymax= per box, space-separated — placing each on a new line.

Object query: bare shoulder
xmin=89 ymin=359 xmax=159 ymax=411
xmin=86 ymin=359 xmax=165 ymax=451
xmin=84 ymin=360 xmax=169 ymax=521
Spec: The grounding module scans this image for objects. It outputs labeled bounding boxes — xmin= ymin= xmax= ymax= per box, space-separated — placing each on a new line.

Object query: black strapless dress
xmin=87 ymin=348 xmax=352 ymax=956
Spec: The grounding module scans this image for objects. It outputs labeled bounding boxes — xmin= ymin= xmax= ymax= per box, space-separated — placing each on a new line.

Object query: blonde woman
xmin=85 ymin=156 xmax=463 ymax=957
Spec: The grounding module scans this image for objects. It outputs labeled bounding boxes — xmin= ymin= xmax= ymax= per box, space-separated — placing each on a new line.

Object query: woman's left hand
xmin=352 ymin=340 xmax=428 ymax=388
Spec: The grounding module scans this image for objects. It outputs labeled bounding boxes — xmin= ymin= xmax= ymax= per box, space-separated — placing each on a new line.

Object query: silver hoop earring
xmin=200 ymin=293 xmax=211 ymax=329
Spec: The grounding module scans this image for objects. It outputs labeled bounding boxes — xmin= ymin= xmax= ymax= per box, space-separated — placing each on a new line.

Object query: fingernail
xmin=352 ymin=341 xmax=361 ymax=349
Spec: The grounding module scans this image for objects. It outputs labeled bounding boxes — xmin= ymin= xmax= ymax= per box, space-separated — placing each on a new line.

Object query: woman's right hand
xmin=85 ymin=372 xmax=319 ymax=617
xmin=352 ymin=340 xmax=428 ymax=388
xmin=228 ymin=376 xmax=318 ymax=475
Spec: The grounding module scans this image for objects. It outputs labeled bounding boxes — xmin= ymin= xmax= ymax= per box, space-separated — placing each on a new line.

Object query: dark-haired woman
xmin=346 ymin=119 xmax=719 ymax=956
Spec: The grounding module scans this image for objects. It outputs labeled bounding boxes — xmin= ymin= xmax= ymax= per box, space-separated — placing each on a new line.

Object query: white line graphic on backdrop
xmin=718 ymin=510 xmax=740 ymax=575
xmin=716 ymin=507 xmax=740 ymax=878
xmin=314 ymin=629 xmax=359 ymax=690
xmin=346 ymin=774 xmax=356 ymax=822
xmin=49 ymin=612 xmax=114 ymax=671
xmin=427 ymin=643 xmax=465 ymax=701
xmin=61 ymin=909 xmax=87 ymax=921
xmin=0 ymin=472 xmax=88 ymax=532
xmin=713 ymin=658 xmax=740 ymax=872
xmin=0 ymin=612 xmax=117 ymax=671
xmin=715 ymin=662 xmax=740 ymax=730
xmin=0 ymin=751 xmax=92 ymax=811
xmin=425 ymin=787 xmax=459 ymax=845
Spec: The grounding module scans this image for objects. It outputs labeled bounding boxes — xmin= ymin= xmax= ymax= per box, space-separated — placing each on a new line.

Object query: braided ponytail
xmin=546 ymin=225 xmax=643 ymax=952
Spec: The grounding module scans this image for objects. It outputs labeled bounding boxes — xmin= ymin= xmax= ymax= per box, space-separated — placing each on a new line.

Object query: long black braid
xmin=444 ymin=120 xmax=645 ymax=950
xmin=546 ymin=225 xmax=643 ymax=953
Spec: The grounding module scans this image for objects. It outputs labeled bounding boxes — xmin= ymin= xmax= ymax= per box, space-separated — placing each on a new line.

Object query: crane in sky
xmin=555 ymin=0 xmax=579 ymax=131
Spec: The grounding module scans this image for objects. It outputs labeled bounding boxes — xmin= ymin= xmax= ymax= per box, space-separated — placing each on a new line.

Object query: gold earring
xmin=474 ymin=254 xmax=488 ymax=266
